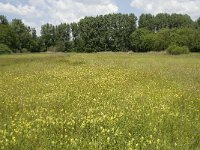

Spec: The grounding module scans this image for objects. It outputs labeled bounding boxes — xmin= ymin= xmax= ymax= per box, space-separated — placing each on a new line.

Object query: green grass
xmin=0 ymin=52 xmax=200 ymax=150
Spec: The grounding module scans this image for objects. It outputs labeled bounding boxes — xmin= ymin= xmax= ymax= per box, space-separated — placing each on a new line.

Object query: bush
xmin=21 ymin=48 xmax=29 ymax=53
xmin=47 ymin=46 xmax=57 ymax=52
xmin=0 ymin=44 xmax=12 ymax=55
xmin=166 ymin=45 xmax=189 ymax=55
xmin=55 ymin=41 xmax=65 ymax=52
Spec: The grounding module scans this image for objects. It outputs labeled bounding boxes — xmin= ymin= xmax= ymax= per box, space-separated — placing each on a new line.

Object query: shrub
xmin=47 ymin=46 xmax=57 ymax=52
xmin=55 ymin=41 xmax=65 ymax=52
xmin=21 ymin=48 xmax=29 ymax=53
xmin=0 ymin=44 xmax=12 ymax=55
xmin=166 ymin=45 xmax=189 ymax=55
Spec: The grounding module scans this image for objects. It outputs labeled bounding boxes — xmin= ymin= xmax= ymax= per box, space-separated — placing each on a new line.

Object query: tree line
xmin=0 ymin=13 xmax=200 ymax=53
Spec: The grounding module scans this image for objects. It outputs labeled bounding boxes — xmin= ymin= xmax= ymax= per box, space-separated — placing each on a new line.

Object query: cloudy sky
xmin=0 ymin=0 xmax=200 ymax=33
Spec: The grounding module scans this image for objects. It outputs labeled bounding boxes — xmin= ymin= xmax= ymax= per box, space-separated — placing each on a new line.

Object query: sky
xmin=0 ymin=0 xmax=200 ymax=34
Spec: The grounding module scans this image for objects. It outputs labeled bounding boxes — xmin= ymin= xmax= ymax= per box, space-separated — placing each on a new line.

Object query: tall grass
xmin=0 ymin=53 xmax=200 ymax=150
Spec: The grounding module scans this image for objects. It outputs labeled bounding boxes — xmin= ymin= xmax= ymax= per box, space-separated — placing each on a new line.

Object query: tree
xmin=10 ymin=19 xmax=33 ymax=52
xmin=189 ymin=28 xmax=200 ymax=52
xmin=71 ymin=22 xmax=85 ymax=52
xmin=0 ymin=16 xmax=15 ymax=51
xmin=41 ymin=23 xmax=56 ymax=51
xmin=55 ymin=23 xmax=71 ymax=52
xmin=170 ymin=28 xmax=195 ymax=50
xmin=0 ymin=15 xmax=8 ymax=25
xmin=139 ymin=14 xmax=155 ymax=31
xmin=169 ymin=14 xmax=193 ymax=28
xmin=0 ymin=13 xmax=199 ymax=53
xmin=130 ymin=28 xmax=172 ymax=52
xmin=29 ymin=28 xmax=41 ymax=52
xmin=154 ymin=28 xmax=171 ymax=51
xmin=0 ymin=24 xmax=14 ymax=49
xmin=142 ymin=33 xmax=157 ymax=51
xmin=130 ymin=28 xmax=151 ymax=52
xmin=78 ymin=13 xmax=137 ymax=52
xmin=154 ymin=13 xmax=170 ymax=30
xmin=196 ymin=17 xmax=200 ymax=28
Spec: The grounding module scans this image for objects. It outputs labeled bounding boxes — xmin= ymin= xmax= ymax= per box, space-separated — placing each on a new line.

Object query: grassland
xmin=0 ymin=52 xmax=200 ymax=150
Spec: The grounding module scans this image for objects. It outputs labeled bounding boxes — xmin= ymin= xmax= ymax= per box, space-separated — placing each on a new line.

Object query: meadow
xmin=0 ymin=52 xmax=200 ymax=150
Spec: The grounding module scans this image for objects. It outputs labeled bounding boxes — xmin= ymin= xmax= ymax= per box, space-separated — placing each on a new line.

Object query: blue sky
xmin=115 ymin=0 xmax=137 ymax=14
xmin=0 ymin=0 xmax=199 ymax=34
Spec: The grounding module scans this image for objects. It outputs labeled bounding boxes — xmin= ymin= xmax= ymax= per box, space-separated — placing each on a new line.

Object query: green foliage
xmin=79 ymin=13 xmax=137 ymax=52
xmin=197 ymin=17 xmax=200 ymax=27
xmin=11 ymin=19 xmax=28 ymax=50
xmin=0 ymin=13 xmax=199 ymax=53
xmin=130 ymin=28 xmax=151 ymax=52
xmin=170 ymin=28 xmax=193 ymax=45
xmin=55 ymin=23 xmax=71 ymax=51
xmin=130 ymin=28 xmax=171 ymax=52
xmin=55 ymin=41 xmax=66 ymax=52
xmin=154 ymin=28 xmax=171 ymax=51
xmin=169 ymin=14 xmax=193 ymax=28
xmin=166 ymin=45 xmax=189 ymax=55
xmin=169 ymin=28 xmax=199 ymax=52
xmin=130 ymin=27 xmax=200 ymax=52
xmin=0 ymin=24 xmax=14 ymax=50
xmin=139 ymin=14 xmax=155 ymax=31
xmin=41 ymin=23 xmax=56 ymax=50
xmin=71 ymin=22 xmax=80 ymax=50
xmin=0 ymin=44 xmax=12 ymax=54
xmin=10 ymin=19 xmax=37 ymax=52
xmin=0 ymin=15 xmax=8 ymax=25
xmin=155 ymin=13 xmax=170 ymax=30
xmin=190 ymin=29 xmax=200 ymax=52
xmin=139 ymin=13 xmax=194 ymax=32
xmin=142 ymin=33 xmax=157 ymax=51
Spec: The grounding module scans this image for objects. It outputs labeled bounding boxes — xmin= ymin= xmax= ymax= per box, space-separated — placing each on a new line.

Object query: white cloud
xmin=131 ymin=0 xmax=200 ymax=20
xmin=0 ymin=2 xmax=39 ymax=16
xmin=41 ymin=0 xmax=118 ymax=24
xmin=0 ymin=0 xmax=118 ymax=35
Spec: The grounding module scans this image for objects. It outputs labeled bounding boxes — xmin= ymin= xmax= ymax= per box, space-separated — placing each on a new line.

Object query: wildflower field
xmin=0 ymin=53 xmax=200 ymax=150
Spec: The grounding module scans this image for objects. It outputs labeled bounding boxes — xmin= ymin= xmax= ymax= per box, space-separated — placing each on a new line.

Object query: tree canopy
xmin=0 ymin=13 xmax=200 ymax=53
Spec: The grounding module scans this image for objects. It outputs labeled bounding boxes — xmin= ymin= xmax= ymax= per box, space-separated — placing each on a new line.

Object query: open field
xmin=0 ymin=53 xmax=200 ymax=150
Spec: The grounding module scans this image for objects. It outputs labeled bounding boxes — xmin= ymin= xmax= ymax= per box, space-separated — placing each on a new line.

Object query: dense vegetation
xmin=0 ymin=53 xmax=200 ymax=149
xmin=0 ymin=13 xmax=200 ymax=53
xmin=0 ymin=44 xmax=12 ymax=55
xmin=166 ymin=45 xmax=189 ymax=55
